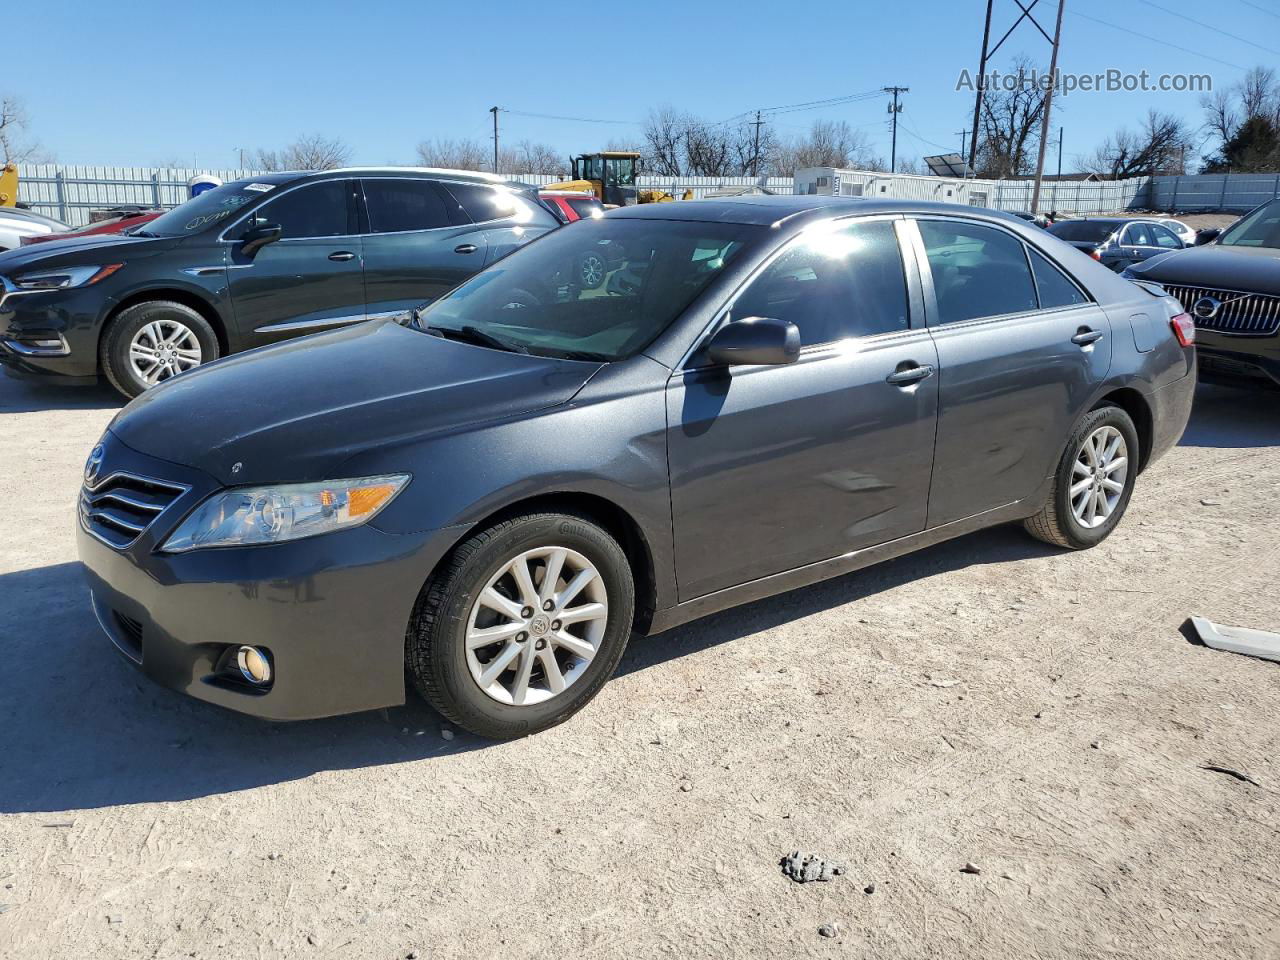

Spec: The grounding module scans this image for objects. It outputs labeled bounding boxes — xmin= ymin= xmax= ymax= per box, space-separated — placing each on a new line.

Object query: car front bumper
xmin=1195 ymin=329 xmax=1280 ymax=388
xmin=76 ymin=432 xmax=463 ymax=721
xmin=0 ymin=279 xmax=109 ymax=381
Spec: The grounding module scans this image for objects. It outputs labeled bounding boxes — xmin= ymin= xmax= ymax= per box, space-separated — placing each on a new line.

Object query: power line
xmin=499 ymin=108 xmax=638 ymax=126
xmin=1233 ymin=0 xmax=1280 ymax=21
xmin=1136 ymin=0 xmax=1280 ymax=58
xmin=1068 ymin=11 xmax=1247 ymax=72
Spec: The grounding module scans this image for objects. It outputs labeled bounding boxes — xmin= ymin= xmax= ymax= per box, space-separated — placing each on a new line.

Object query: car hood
xmin=1128 ymin=244 xmax=1280 ymax=295
xmin=108 ymin=320 xmax=604 ymax=486
xmin=0 ymin=231 xmax=177 ymax=270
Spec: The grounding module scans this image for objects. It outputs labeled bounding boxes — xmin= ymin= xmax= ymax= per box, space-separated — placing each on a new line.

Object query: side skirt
xmin=644 ymin=478 xmax=1051 ymax=636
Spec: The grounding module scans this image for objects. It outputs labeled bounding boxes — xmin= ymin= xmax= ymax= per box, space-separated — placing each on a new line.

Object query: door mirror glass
xmin=240 ymin=223 xmax=282 ymax=256
xmin=706 ymin=317 xmax=801 ymax=366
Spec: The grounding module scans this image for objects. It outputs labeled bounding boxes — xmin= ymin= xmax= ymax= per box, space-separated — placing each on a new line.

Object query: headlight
xmin=161 ymin=474 xmax=410 ymax=552
xmin=12 ymin=263 xmax=124 ymax=290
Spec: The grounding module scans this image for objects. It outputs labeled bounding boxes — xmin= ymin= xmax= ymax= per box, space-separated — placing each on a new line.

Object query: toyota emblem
xmin=84 ymin=444 xmax=104 ymax=485
xmin=1192 ymin=296 xmax=1221 ymax=320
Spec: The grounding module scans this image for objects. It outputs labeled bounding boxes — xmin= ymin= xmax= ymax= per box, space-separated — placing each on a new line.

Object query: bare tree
xmin=683 ymin=117 xmax=736 ymax=176
xmin=972 ymin=55 xmax=1048 ymax=178
xmin=415 ymin=137 xmax=490 ymax=171
xmin=642 ymin=106 xmax=686 ymax=176
xmin=1083 ymin=110 xmax=1192 ymax=178
xmin=0 ymin=96 xmax=44 ymax=165
xmin=253 ymin=134 xmax=351 ymax=171
xmin=772 ymin=120 xmax=884 ymax=174
xmin=500 ymin=140 xmax=565 ymax=176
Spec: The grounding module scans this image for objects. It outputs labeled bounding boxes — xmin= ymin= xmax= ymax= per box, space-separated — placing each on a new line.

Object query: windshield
xmin=1217 ymin=199 xmax=1280 ymax=249
xmin=416 ymin=218 xmax=761 ymax=361
xmin=140 ymin=180 xmax=281 ymax=237
xmin=1048 ymin=220 xmax=1116 ymax=243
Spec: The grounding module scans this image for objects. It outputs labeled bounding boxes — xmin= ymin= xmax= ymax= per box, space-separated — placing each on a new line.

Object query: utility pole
xmin=1029 ymin=0 xmax=1065 ymax=215
xmin=954 ymin=129 xmax=970 ymax=165
xmin=1057 ymin=125 xmax=1064 ymax=179
xmin=489 ymin=106 xmax=500 ymax=174
xmin=968 ymin=0 xmax=994 ymax=180
xmin=883 ymin=86 xmax=908 ymax=173
xmin=751 ymin=111 xmax=764 ymax=177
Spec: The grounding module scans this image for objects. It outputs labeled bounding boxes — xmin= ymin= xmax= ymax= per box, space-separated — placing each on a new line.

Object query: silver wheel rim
xmin=465 ymin=545 xmax=608 ymax=706
xmin=1070 ymin=425 xmax=1129 ymax=529
xmin=581 ymin=255 xmax=605 ymax=287
xmin=128 ymin=319 xmax=203 ymax=386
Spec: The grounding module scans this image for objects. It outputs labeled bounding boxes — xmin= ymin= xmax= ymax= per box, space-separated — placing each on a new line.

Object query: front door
xmin=667 ymin=218 xmax=939 ymax=600
xmin=225 ymin=178 xmax=365 ymax=347
xmin=909 ymin=217 xmax=1113 ymax=526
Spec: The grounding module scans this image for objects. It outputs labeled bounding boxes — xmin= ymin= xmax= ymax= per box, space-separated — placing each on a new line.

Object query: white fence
xmin=13 ymin=163 xmax=1280 ymax=226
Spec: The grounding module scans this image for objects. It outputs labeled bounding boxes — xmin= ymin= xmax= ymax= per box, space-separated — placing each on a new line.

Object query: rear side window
xmin=1028 ymin=247 xmax=1089 ymax=309
xmin=362 ymin=179 xmax=452 ymax=233
xmin=917 ymin=220 xmax=1038 ymax=324
xmin=444 ymin=182 xmax=554 ymax=227
xmin=1122 ymin=222 xmax=1154 ymax=246
xmin=243 ymin=180 xmax=350 ymax=239
xmin=732 ymin=220 xmax=909 ymax=346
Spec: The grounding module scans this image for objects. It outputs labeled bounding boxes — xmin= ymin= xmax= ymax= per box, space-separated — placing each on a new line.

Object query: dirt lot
xmin=1 ymin=372 xmax=1278 ymax=960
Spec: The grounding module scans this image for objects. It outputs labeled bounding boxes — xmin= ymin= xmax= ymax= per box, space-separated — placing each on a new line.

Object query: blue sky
xmin=12 ymin=0 xmax=1277 ymax=171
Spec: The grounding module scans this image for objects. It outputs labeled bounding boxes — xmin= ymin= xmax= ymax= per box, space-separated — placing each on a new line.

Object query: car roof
xmin=238 ymin=167 xmax=509 ymax=186
xmin=606 ymin=195 xmax=1044 ymax=228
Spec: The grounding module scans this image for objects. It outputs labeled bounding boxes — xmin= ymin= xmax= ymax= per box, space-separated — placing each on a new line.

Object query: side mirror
xmin=240 ymin=223 xmax=282 ymax=256
xmin=1194 ymin=228 xmax=1220 ymax=246
xmin=705 ymin=316 xmax=801 ymax=367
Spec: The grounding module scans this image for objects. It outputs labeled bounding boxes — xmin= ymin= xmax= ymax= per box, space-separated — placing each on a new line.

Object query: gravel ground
xmin=1 ymin=372 xmax=1278 ymax=960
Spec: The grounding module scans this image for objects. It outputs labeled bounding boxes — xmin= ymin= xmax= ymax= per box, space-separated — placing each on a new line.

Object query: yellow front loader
xmin=542 ymin=152 xmax=690 ymax=206
xmin=0 ymin=163 xmax=17 ymax=207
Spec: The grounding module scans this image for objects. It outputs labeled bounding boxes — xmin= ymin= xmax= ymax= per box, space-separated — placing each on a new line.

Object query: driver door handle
xmin=454 ymin=244 xmax=479 ymax=254
xmin=1071 ymin=329 xmax=1105 ymax=346
xmin=886 ymin=363 xmax=935 ymax=386
xmin=328 ymin=251 xmax=356 ymax=262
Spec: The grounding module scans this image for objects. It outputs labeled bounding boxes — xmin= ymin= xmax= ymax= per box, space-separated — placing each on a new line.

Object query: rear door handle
xmin=886 ymin=363 xmax=935 ymax=386
xmin=328 ymin=251 xmax=356 ymax=262
xmin=454 ymin=244 xmax=479 ymax=254
xmin=1071 ymin=329 xmax=1105 ymax=346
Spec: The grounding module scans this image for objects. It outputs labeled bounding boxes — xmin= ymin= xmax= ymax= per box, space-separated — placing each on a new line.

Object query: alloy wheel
xmin=128 ymin=319 xmax=203 ymax=385
xmin=465 ymin=546 xmax=608 ymax=706
xmin=1070 ymin=425 xmax=1129 ymax=529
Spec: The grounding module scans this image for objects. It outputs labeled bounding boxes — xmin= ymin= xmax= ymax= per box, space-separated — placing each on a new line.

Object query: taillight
xmin=1170 ymin=312 xmax=1195 ymax=347
xmin=1089 ymin=248 xmax=1102 ymax=261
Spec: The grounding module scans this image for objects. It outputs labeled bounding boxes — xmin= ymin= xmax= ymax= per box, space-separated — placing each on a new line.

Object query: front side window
xmin=917 ymin=220 xmax=1038 ymax=324
xmin=1218 ymin=199 xmax=1280 ymax=249
xmin=1151 ymin=224 xmax=1183 ymax=249
xmin=362 ymin=179 xmax=451 ymax=233
xmin=1028 ymin=247 xmax=1089 ymax=309
xmin=237 ymin=180 xmax=350 ymax=239
xmin=732 ymin=220 xmax=909 ymax=346
xmin=417 ymin=219 xmax=760 ymax=361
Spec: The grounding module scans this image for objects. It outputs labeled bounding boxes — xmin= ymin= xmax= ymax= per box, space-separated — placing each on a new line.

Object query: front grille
xmin=79 ymin=472 xmax=188 ymax=549
xmin=1162 ymin=284 xmax=1280 ymax=336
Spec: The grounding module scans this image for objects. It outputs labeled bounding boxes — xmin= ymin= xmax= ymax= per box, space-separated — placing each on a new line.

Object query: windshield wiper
xmin=426 ymin=324 xmax=528 ymax=354
xmin=129 ymin=228 xmax=157 ymax=238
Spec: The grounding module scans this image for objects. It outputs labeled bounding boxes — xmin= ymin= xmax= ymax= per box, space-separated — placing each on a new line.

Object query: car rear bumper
xmin=1147 ymin=364 xmax=1197 ymax=468
xmin=74 ymin=432 xmax=463 ymax=721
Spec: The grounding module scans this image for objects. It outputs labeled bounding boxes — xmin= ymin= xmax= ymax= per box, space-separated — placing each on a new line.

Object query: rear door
xmin=1116 ymin=222 xmax=1165 ymax=268
xmin=667 ymin=217 xmax=940 ymax=599
xmin=225 ymin=178 xmax=365 ymax=347
xmin=441 ymin=181 xmax=560 ymax=265
xmin=359 ymin=177 xmax=487 ymax=320
xmin=908 ymin=216 xmax=1112 ymax=526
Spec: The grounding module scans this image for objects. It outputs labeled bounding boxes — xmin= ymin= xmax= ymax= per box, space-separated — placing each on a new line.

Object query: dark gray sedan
xmin=78 ymin=197 xmax=1197 ymax=738
xmin=1048 ymin=217 xmax=1189 ymax=271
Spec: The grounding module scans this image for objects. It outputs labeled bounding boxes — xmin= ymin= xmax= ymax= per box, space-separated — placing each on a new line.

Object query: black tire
xmin=1023 ymin=404 xmax=1140 ymax=549
xmin=406 ymin=511 xmax=635 ymax=739
xmin=100 ymin=300 xmax=220 ymax=399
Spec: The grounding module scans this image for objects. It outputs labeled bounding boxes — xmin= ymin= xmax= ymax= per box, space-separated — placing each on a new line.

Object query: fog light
xmin=236 ymin=645 xmax=272 ymax=685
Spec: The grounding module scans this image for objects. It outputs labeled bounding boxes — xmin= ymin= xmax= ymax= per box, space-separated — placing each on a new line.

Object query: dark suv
xmin=0 ymin=168 xmax=558 ymax=396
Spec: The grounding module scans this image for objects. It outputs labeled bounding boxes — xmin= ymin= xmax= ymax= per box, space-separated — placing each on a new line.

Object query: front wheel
xmin=1023 ymin=404 xmax=1140 ymax=549
xmin=100 ymin=300 xmax=219 ymax=398
xmin=406 ymin=512 xmax=635 ymax=739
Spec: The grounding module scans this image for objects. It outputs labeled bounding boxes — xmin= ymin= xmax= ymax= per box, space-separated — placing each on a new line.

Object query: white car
xmin=1158 ymin=218 xmax=1197 ymax=247
xmin=0 ymin=207 xmax=69 ymax=252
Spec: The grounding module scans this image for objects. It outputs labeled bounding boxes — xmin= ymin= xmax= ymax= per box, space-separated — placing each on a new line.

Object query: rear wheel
xmin=406 ymin=512 xmax=635 ymax=739
xmin=100 ymin=300 xmax=219 ymax=398
xmin=1023 ymin=404 xmax=1140 ymax=549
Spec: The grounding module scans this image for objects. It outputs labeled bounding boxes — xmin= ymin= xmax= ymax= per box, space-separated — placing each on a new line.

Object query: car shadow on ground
xmin=1179 ymin=383 xmax=1280 ymax=449
xmin=0 ymin=378 xmax=124 ymax=413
